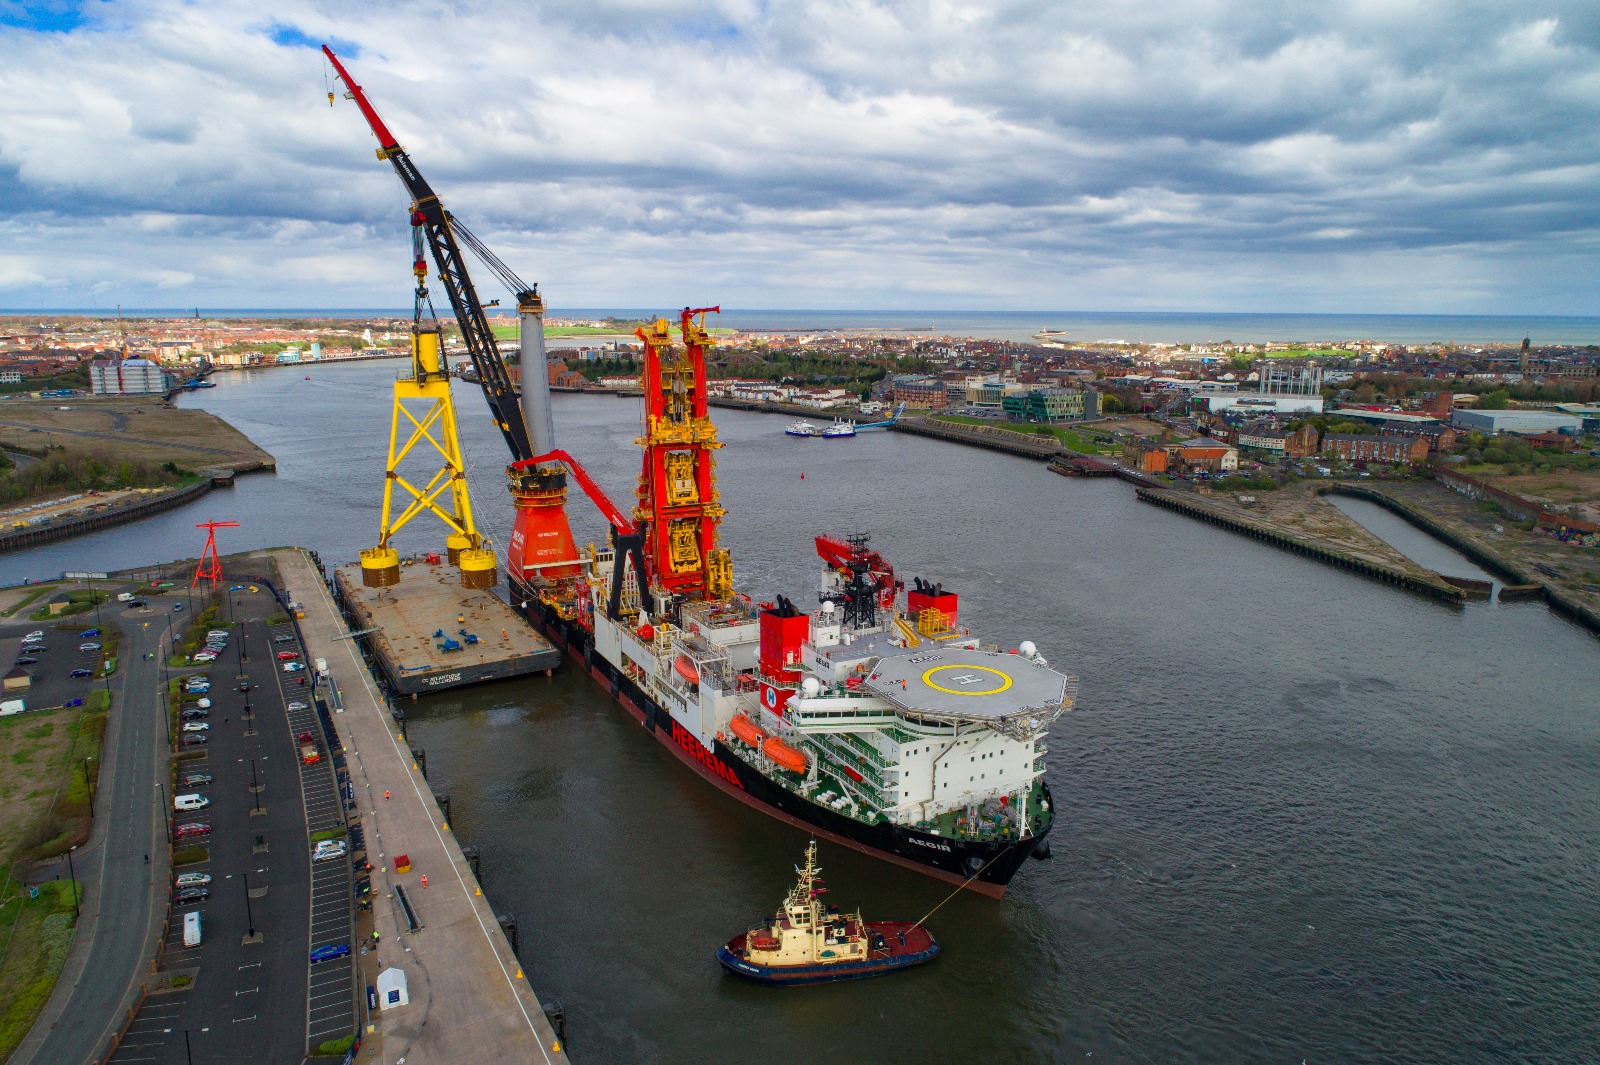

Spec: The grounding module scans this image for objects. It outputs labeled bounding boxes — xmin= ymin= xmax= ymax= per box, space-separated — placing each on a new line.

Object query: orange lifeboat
xmin=729 ymin=713 xmax=767 ymax=748
xmin=674 ymin=655 xmax=699 ymax=685
xmin=763 ymin=736 xmax=808 ymax=774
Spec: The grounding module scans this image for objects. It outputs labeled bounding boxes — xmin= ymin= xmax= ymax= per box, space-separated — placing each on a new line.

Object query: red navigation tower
xmin=192 ymin=521 xmax=239 ymax=589
xmin=633 ymin=308 xmax=731 ymax=601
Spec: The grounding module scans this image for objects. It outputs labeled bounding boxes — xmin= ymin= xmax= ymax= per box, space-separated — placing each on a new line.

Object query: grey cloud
xmin=0 ymin=0 xmax=1595 ymax=311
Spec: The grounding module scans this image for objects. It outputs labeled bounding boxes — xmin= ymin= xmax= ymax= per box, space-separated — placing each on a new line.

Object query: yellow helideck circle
xmin=921 ymin=664 xmax=1013 ymax=696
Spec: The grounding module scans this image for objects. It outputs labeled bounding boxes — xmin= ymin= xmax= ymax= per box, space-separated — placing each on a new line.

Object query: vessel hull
xmin=509 ymin=580 xmax=1053 ymax=897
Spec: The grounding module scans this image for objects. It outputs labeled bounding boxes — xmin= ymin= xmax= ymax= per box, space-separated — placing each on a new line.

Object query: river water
xmin=5 ymin=362 xmax=1598 ymax=1063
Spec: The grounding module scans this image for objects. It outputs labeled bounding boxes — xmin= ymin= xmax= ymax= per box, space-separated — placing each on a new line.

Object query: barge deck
xmin=334 ymin=558 xmax=559 ymax=695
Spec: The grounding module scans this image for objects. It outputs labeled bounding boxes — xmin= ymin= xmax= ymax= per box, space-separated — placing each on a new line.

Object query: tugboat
xmin=717 ymin=841 xmax=939 ymax=986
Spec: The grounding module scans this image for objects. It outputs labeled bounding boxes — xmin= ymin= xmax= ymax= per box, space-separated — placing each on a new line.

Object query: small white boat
xmin=822 ymin=419 xmax=856 ymax=438
xmin=786 ymin=421 xmax=820 ymax=437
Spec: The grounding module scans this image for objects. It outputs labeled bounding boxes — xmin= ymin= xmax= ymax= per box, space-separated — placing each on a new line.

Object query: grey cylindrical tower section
xmin=518 ymin=291 xmax=558 ymax=457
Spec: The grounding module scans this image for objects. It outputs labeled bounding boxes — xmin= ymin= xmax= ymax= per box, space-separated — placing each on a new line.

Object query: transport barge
xmin=334 ymin=557 xmax=559 ymax=695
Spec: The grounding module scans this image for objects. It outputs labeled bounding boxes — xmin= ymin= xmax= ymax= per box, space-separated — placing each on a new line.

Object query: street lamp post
xmin=157 ymin=782 xmax=170 ymax=842
xmin=242 ymin=872 xmax=256 ymax=938
xmin=64 ymin=845 xmax=79 ymax=920
xmin=178 ymin=1027 xmax=209 ymax=1065
xmin=251 ymin=759 xmax=261 ymax=815
xmin=84 ymin=757 xmax=95 ymax=817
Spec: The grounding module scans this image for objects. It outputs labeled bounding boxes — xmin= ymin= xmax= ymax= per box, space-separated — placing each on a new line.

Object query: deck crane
xmin=323 ymin=46 xmax=650 ymax=614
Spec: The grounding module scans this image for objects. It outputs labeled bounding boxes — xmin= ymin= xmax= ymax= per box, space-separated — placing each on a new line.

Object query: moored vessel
xmin=717 ymin=841 xmax=938 ymax=986
xmin=785 ymin=420 xmax=820 ymax=437
xmin=504 ymin=310 xmax=1078 ymax=897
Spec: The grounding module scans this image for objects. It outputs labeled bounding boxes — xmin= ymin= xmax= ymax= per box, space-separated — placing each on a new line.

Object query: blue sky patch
xmin=0 ymin=1 xmax=88 ymax=33
xmin=269 ymin=22 xmax=359 ymax=57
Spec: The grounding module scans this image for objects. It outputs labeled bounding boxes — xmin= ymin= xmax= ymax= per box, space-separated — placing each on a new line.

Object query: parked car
xmin=180 ymin=709 xmax=208 ymax=721
xmin=24 ymin=631 xmax=42 ymax=640
xmin=182 ymin=722 xmax=210 ymax=733
xmin=174 ymin=793 xmax=210 ymax=811
xmin=273 ymin=634 xmax=295 ymax=644
xmin=276 ymin=651 xmax=300 ymax=661
xmin=312 ymin=844 xmax=347 ymax=862
xmin=196 ymin=698 xmax=212 ymax=709
xmin=174 ymin=603 xmax=184 ymax=611
xmin=127 ymin=598 xmax=148 ymax=608
xmin=79 ymin=628 xmax=100 ymax=638
xmin=70 ymin=668 xmax=93 ymax=678
xmin=174 ymin=887 xmax=210 ymax=903
xmin=185 ymin=680 xmax=210 ymax=692
xmin=179 ymin=734 xmax=208 ymax=747
xmin=297 ymin=731 xmax=314 ymax=744
xmin=180 ymin=773 xmax=212 ymax=787
xmin=310 ymin=942 xmax=351 ymax=963
xmin=16 ymin=657 xmax=38 ymax=665
xmin=286 ymin=702 xmax=308 ymax=711
xmin=174 ymin=822 xmax=210 ymax=839
xmin=193 ymin=653 xmax=216 ymax=663
xmin=207 ymin=630 xmax=229 ymax=638
xmin=282 ymin=662 xmax=305 ymax=673
xmin=174 ymin=872 xmax=212 ymax=888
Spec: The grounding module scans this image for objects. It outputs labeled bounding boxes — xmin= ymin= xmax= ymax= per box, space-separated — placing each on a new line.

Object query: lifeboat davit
xmin=729 ymin=713 xmax=767 ymax=748
xmin=674 ymin=655 xmax=699 ymax=685
xmin=763 ymin=737 xmax=808 ymax=774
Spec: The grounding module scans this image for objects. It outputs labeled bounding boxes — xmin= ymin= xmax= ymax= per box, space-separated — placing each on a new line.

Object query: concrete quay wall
xmin=273 ymin=549 xmax=570 ymax=1065
xmin=1134 ymin=487 xmax=1467 ymax=604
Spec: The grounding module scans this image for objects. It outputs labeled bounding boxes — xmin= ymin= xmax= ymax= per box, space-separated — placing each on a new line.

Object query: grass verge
xmin=0 ymin=879 xmax=80 ymax=1062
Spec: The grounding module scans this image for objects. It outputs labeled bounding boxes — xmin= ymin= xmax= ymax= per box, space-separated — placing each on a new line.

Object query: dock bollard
xmin=460 ymin=845 xmax=481 ymax=881
xmin=543 ymin=999 xmax=566 ymax=1042
xmin=434 ymin=792 xmax=451 ymax=823
xmin=497 ymin=911 xmax=519 ymax=957
xmin=410 ymin=747 xmax=427 ymax=779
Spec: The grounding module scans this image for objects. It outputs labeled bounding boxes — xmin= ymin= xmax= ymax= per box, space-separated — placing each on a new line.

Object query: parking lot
xmin=107 ymin=583 xmax=355 ymax=1063
xmin=3 ymin=616 xmax=120 ymax=711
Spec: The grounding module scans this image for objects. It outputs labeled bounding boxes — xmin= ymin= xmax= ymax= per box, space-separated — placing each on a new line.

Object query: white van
xmin=174 ymin=794 xmax=210 ymax=811
xmin=116 ymin=592 xmax=134 ymax=602
xmin=183 ymin=911 xmax=202 ymax=947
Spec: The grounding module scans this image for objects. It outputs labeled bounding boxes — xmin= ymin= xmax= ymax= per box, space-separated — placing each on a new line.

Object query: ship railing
xmin=832 ymin=730 xmax=896 ymax=771
xmin=810 ymin=739 xmax=891 ymax=797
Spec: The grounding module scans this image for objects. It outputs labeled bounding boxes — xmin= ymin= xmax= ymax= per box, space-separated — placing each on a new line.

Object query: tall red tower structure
xmin=192 ymin=520 xmax=239 ymax=589
xmin=633 ymin=308 xmax=731 ymax=601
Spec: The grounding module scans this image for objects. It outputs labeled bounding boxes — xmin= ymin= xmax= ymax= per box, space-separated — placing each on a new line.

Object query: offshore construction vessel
xmin=326 ymin=50 xmax=1076 ymax=897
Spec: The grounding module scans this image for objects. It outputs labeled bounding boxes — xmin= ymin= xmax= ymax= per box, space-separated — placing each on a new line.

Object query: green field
xmin=490 ymin=321 xmax=648 ymax=340
xmin=0 ymin=880 xmax=80 ymax=1061
xmin=932 ymin=415 xmax=1119 ymax=454
xmin=1261 ymin=347 xmax=1351 ymax=359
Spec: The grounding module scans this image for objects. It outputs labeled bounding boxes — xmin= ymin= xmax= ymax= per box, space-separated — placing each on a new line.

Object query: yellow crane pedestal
xmin=364 ymin=324 xmax=494 ymax=589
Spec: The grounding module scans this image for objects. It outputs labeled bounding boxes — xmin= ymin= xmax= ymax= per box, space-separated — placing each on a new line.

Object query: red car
xmin=174 ymin=822 xmax=211 ymax=839
xmin=276 ymin=650 xmax=300 ymax=661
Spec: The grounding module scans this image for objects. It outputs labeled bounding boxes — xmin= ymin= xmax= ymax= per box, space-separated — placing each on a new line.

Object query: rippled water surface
xmin=4 ymin=363 xmax=1597 ymax=1063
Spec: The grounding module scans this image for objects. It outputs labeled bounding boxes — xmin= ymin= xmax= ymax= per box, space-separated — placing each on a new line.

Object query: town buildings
xmin=90 ymin=357 xmax=169 ymax=395
xmin=1321 ymin=433 xmax=1431 ymax=465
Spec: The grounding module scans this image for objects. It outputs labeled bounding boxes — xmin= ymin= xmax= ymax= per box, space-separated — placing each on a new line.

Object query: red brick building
xmin=1321 ymin=433 xmax=1430 ymax=465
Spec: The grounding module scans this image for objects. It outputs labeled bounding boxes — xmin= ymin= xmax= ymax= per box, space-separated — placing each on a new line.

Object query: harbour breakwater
xmin=1133 ymin=487 xmax=1468 ymax=604
xmin=0 ymin=478 xmax=218 ymax=553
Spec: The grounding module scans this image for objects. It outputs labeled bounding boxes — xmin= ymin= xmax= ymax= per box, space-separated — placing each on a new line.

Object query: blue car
xmin=174 ymin=603 xmax=185 ymax=611
xmin=79 ymin=629 xmax=100 ymax=638
xmin=70 ymin=668 xmax=93 ymax=678
xmin=310 ymin=943 xmax=350 ymax=964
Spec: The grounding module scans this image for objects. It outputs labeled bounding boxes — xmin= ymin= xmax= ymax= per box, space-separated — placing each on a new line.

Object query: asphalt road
xmin=11 ymin=599 xmax=172 ymax=1065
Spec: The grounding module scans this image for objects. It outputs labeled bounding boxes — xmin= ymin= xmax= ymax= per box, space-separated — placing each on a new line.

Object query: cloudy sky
xmin=1 ymin=0 xmax=1598 ymax=313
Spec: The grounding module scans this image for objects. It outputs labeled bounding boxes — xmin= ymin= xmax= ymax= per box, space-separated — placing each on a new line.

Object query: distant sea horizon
xmin=6 ymin=308 xmax=1599 ymax=346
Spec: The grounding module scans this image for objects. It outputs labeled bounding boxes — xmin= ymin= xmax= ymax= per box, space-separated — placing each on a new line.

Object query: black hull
xmin=508 ymin=579 xmax=1053 ymax=897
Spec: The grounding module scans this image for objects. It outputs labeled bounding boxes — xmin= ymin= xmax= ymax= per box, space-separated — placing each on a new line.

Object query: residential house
xmin=1321 ymin=433 xmax=1430 ymax=465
